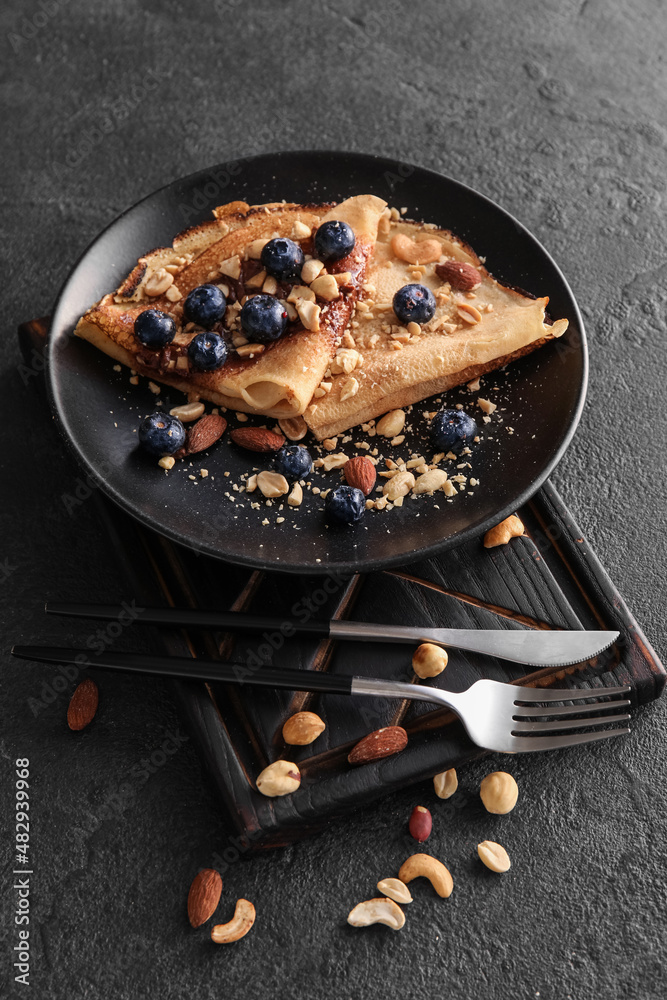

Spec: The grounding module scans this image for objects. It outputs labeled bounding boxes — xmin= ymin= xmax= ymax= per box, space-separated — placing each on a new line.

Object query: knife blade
xmin=45 ymin=602 xmax=619 ymax=667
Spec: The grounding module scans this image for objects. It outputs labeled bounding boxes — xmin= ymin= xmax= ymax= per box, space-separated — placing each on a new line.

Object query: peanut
xmin=347 ymin=897 xmax=405 ymax=931
xmin=375 ymin=409 xmax=405 ymax=438
xmin=478 ymin=841 xmax=511 ymax=873
xmin=256 ymin=760 xmax=301 ymax=797
xmin=433 ymin=768 xmax=458 ymax=800
xmin=376 ymin=878 xmax=413 ymax=905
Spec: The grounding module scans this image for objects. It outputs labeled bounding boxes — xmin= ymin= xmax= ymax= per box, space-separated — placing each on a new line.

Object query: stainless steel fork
xmin=12 ymin=645 xmax=632 ymax=754
xmin=353 ymin=676 xmax=631 ymax=752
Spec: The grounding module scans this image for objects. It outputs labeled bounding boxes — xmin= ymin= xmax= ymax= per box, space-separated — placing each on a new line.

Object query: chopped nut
xmin=310 ymin=273 xmax=340 ymax=301
xmin=321 ymin=453 xmax=348 ymax=471
xmin=287 ymin=482 xmax=303 ymax=507
xmin=291 ymin=220 xmax=312 ymax=240
xmin=158 ymin=456 xmax=175 ymax=470
xmin=478 ymin=397 xmax=497 ymax=415
xmin=322 ymin=437 xmax=338 ymax=451
xmin=330 ymin=348 xmax=363 ymax=375
xmin=219 ymin=256 xmax=241 ymax=280
xmin=334 ymin=271 xmax=352 ymax=285
xmin=262 ymin=275 xmax=278 ymax=295
xmin=247 ymin=238 xmax=269 ymax=259
xmin=165 ymin=285 xmax=182 ymax=302
xmin=340 ymin=376 xmax=359 ymax=401
xmin=296 ymin=299 xmax=321 ymax=331
xmin=144 ymin=268 xmax=174 ymax=296
xmin=236 ymin=343 xmax=266 ymax=358
xmin=257 ymin=471 xmax=289 ymax=498
xmin=442 ymin=480 xmax=457 ymax=497
xmin=287 ymin=284 xmax=316 ymax=304
xmin=245 ymin=269 xmax=267 ymax=289
xmin=301 ymin=258 xmax=325 ymax=283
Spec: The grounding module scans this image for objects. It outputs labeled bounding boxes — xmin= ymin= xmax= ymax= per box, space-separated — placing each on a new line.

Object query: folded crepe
xmin=74 ymin=195 xmax=387 ymax=418
xmin=304 ymin=216 xmax=568 ymax=440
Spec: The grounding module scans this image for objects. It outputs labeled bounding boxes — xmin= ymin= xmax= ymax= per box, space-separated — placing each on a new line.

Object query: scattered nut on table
xmin=398 ymin=853 xmax=453 ymax=898
xmin=480 ymin=771 xmax=519 ymax=814
xmin=211 ymin=898 xmax=256 ymax=943
xmin=282 ymin=711 xmax=325 ymax=745
xmin=483 ymin=515 xmax=525 ymax=548
xmin=412 ymin=643 xmax=448 ymax=678
xmin=408 ymin=805 xmax=432 ymax=843
xmin=376 ymin=878 xmax=413 ymax=905
xmin=478 ymin=841 xmax=511 ymax=873
xmin=187 ymin=868 xmax=223 ymax=928
xmin=347 ymin=897 xmax=406 ymax=931
xmin=433 ymin=768 xmax=458 ymax=799
xmin=256 ymin=760 xmax=301 ymax=797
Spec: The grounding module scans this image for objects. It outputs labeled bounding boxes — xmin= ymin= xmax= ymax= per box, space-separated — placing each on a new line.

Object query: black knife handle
xmin=46 ymin=603 xmax=330 ymax=637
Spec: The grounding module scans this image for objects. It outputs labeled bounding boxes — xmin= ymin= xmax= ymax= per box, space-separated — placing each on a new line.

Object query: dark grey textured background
xmin=2 ymin=1 xmax=666 ymax=997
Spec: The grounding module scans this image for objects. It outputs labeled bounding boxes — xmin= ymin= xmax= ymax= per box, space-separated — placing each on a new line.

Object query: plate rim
xmin=46 ymin=149 xmax=588 ymax=574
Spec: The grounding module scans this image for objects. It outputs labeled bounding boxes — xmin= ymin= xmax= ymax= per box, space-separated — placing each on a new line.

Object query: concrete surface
xmin=1 ymin=1 xmax=665 ymax=997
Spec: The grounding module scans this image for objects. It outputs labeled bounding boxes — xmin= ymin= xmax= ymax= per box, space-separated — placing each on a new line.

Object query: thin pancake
xmin=74 ymin=195 xmax=386 ymax=418
xmin=304 ymin=217 xmax=568 ymax=439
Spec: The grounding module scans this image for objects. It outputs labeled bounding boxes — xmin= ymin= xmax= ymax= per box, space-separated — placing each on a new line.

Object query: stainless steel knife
xmin=45 ymin=602 xmax=619 ymax=668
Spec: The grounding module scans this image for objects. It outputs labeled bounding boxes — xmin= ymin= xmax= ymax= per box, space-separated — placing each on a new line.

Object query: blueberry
xmin=187 ymin=332 xmax=228 ymax=371
xmin=314 ymin=220 xmax=356 ymax=262
xmin=240 ymin=294 xmax=288 ymax=342
xmin=393 ymin=283 xmax=436 ymax=325
xmin=138 ymin=412 xmax=186 ymax=457
xmin=133 ymin=309 xmax=176 ymax=349
xmin=430 ymin=408 xmax=478 ymax=454
xmin=325 ymin=485 xmax=366 ymax=525
xmin=260 ymin=238 xmax=305 ymax=280
xmin=273 ymin=444 xmax=312 ymax=479
xmin=183 ymin=284 xmax=227 ymax=328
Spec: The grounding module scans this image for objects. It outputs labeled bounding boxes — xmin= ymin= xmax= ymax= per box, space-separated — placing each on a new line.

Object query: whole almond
xmin=408 ymin=805 xmax=432 ymax=843
xmin=348 ymin=726 xmax=408 ymax=765
xmin=344 ymin=456 xmax=376 ymax=496
xmin=435 ymin=260 xmax=482 ymax=291
xmin=230 ymin=427 xmax=285 ymax=452
xmin=187 ymin=868 xmax=223 ymax=928
xmin=67 ymin=678 xmax=99 ymax=731
xmin=175 ymin=413 xmax=227 ymax=457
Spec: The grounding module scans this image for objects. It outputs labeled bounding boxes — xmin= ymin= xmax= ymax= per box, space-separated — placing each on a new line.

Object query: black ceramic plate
xmin=48 ymin=151 xmax=587 ymax=574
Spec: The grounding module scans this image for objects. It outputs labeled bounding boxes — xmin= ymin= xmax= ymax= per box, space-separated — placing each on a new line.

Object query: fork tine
xmin=513 ymin=698 xmax=631 ymax=718
xmin=513 ymin=684 xmax=631 ymax=703
xmin=509 ymin=726 xmax=630 ymax=752
xmin=512 ymin=712 xmax=630 ymax=734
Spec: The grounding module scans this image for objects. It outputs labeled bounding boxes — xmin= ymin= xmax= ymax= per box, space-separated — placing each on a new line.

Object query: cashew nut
xmin=377 ymin=878 xmax=413 ymax=905
xmin=391 ymin=233 xmax=443 ymax=265
xmin=398 ymin=853 xmax=453 ymax=898
xmin=211 ymin=898 xmax=256 ymax=943
xmin=347 ymin=897 xmax=406 ymax=930
xmin=483 ymin=515 xmax=525 ymax=548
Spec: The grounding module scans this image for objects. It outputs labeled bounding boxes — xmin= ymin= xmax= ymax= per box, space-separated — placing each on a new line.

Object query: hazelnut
xmin=480 ymin=771 xmax=518 ymax=815
xmin=282 ymin=711 xmax=325 ymax=745
xmin=412 ymin=643 xmax=448 ymax=678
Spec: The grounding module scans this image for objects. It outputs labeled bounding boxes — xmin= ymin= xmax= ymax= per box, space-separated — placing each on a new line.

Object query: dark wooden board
xmin=20 ymin=318 xmax=665 ymax=848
